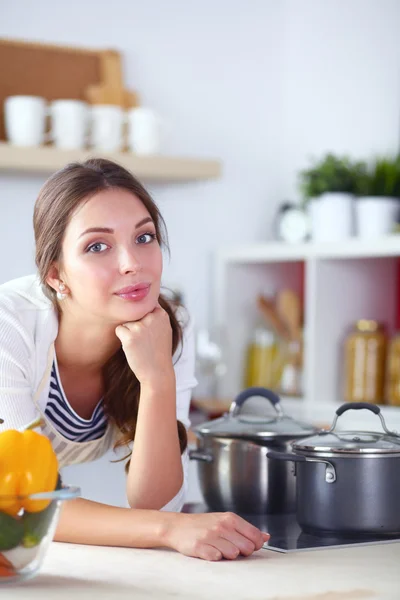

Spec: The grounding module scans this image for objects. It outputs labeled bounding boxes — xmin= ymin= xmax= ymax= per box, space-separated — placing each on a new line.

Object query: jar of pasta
xmin=344 ymin=320 xmax=387 ymax=404
xmin=385 ymin=332 xmax=400 ymax=406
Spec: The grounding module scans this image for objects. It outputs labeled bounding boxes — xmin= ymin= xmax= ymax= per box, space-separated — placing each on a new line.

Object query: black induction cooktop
xmin=182 ymin=503 xmax=400 ymax=553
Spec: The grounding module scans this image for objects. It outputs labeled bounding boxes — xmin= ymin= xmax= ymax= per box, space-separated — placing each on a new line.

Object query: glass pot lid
xmin=292 ymin=402 xmax=400 ymax=455
xmin=193 ymin=387 xmax=317 ymax=441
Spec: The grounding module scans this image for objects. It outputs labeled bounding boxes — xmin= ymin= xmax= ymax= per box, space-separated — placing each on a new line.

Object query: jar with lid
xmin=385 ymin=332 xmax=400 ymax=406
xmin=244 ymin=325 xmax=283 ymax=390
xmin=343 ymin=320 xmax=387 ymax=404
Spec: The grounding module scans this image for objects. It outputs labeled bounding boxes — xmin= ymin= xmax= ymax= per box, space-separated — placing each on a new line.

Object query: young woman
xmin=0 ymin=158 xmax=269 ymax=561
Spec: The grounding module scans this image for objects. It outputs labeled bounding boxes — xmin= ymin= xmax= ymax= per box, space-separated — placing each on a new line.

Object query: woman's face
xmin=56 ymin=188 xmax=163 ymax=325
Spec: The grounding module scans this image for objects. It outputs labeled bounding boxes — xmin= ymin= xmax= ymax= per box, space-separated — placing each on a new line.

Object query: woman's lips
xmin=115 ymin=284 xmax=151 ymax=301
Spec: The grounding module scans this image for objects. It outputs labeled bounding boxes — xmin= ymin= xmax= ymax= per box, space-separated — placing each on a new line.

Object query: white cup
xmin=127 ymin=107 xmax=163 ymax=155
xmin=49 ymin=100 xmax=89 ymax=150
xmin=4 ymin=95 xmax=47 ymax=146
xmin=90 ymin=105 xmax=125 ymax=152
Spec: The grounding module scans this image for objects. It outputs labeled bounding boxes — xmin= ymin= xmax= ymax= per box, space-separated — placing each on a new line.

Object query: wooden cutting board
xmin=0 ymin=38 xmax=139 ymax=141
xmin=84 ymin=50 xmax=140 ymax=108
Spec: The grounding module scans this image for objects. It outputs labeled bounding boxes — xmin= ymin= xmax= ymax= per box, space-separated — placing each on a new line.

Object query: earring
xmin=56 ymin=282 xmax=68 ymax=301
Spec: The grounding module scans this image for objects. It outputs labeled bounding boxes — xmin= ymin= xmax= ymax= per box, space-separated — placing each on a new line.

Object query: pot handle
xmin=229 ymin=386 xmax=283 ymax=418
xmin=267 ymin=450 xmax=336 ymax=483
xmin=336 ymin=402 xmax=380 ymax=416
xmin=189 ymin=450 xmax=214 ymax=463
xmin=328 ymin=402 xmax=398 ymax=437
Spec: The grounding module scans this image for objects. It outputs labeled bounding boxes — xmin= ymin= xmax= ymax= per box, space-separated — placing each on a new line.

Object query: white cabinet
xmin=212 ymin=237 xmax=400 ymax=430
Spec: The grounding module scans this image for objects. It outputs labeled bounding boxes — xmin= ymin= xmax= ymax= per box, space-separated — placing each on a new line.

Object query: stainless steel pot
xmin=268 ymin=403 xmax=400 ymax=535
xmin=190 ymin=387 xmax=317 ymax=514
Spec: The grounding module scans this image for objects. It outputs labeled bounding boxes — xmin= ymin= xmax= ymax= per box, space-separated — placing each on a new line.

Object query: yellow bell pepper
xmin=0 ymin=429 xmax=58 ymax=516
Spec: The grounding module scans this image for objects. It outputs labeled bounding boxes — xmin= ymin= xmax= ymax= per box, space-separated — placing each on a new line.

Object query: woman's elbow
xmin=127 ymin=474 xmax=184 ymax=510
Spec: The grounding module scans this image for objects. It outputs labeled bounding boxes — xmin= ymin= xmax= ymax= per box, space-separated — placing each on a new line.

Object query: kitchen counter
xmin=7 ymin=539 xmax=400 ymax=599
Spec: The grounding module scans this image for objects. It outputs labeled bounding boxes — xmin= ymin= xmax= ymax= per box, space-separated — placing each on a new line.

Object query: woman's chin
xmin=112 ymin=298 xmax=157 ymax=323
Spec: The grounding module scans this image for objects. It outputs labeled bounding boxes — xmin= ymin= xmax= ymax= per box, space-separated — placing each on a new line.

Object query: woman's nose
xmin=118 ymin=247 xmax=142 ymax=275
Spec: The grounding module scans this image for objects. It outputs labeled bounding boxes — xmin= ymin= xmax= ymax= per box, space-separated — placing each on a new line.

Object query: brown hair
xmin=33 ymin=158 xmax=188 ymax=468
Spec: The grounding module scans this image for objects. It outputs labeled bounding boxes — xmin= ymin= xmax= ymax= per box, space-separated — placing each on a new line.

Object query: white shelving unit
xmin=213 ymin=236 xmax=400 ymax=430
xmin=0 ymin=142 xmax=221 ymax=183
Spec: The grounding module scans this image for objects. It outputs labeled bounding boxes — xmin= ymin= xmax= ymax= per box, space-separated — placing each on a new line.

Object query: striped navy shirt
xmin=44 ymin=358 xmax=108 ymax=442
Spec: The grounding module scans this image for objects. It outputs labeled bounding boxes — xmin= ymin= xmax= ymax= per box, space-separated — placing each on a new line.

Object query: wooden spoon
xmin=276 ymin=289 xmax=303 ymax=376
xmin=276 ymin=290 xmax=302 ymax=342
xmin=257 ymin=294 xmax=290 ymax=341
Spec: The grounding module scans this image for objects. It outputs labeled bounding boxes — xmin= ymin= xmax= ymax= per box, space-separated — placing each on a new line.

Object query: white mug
xmin=50 ymin=100 xmax=89 ymax=150
xmin=4 ymin=95 xmax=47 ymax=146
xmin=126 ymin=107 xmax=163 ymax=155
xmin=90 ymin=105 xmax=124 ymax=152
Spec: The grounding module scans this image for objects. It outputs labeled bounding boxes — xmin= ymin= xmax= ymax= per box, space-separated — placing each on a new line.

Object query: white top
xmin=0 ymin=274 xmax=198 ymax=512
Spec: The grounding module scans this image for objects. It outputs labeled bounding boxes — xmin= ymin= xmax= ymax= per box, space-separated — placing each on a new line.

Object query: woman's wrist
xmin=156 ymin=511 xmax=182 ymax=549
xmin=139 ymin=371 xmax=176 ymax=395
xmin=125 ymin=508 xmax=180 ymax=549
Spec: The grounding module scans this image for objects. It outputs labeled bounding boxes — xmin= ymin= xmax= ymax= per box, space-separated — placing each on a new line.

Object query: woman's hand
xmin=163 ymin=512 xmax=270 ymax=561
xmin=115 ymin=303 xmax=174 ymax=386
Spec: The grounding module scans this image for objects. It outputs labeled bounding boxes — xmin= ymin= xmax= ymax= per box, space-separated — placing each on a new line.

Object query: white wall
xmin=280 ymin=0 xmax=400 ymax=200
xmin=2 ymin=0 xmax=399 ymax=322
xmin=1 ymin=0 xmax=400 ymax=506
xmin=0 ymin=0 xmax=284 ymax=329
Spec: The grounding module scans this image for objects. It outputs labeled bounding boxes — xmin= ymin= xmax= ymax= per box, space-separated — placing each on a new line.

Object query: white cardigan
xmin=0 ymin=274 xmax=198 ymax=512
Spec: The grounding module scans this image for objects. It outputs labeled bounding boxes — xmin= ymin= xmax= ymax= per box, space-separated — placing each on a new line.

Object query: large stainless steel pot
xmin=268 ymin=403 xmax=400 ymax=535
xmin=189 ymin=387 xmax=317 ymax=514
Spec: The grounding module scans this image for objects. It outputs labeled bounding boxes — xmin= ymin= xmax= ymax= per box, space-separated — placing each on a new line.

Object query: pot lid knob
xmin=229 ymin=387 xmax=284 ymax=418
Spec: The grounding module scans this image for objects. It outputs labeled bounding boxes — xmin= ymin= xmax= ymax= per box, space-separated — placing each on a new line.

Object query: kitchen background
xmin=1 ymin=0 xmax=400 ymax=507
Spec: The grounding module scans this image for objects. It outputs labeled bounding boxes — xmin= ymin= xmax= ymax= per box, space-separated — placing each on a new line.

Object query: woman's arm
xmin=55 ymin=497 xmax=270 ymax=561
xmin=55 ymin=497 xmax=170 ymax=547
xmin=117 ymin=306 xmax=197 ymax=511
xmin=126 ymin=377 xmax=183 ymax=509
xmin=159 ymin=311 xmax=197 ymax=512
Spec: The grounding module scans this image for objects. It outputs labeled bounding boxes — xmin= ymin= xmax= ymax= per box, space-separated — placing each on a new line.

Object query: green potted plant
xmin=300 ymin=153 xmax=356 ymax=200
xmin=353 ymin=156 xmax=400 ymax=238
xmin=299 ymin=153 xmax=357 ymax=242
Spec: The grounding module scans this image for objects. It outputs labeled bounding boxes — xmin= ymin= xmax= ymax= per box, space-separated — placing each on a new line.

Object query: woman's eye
xmin=87 ymin=242 xmax=108 ymax=253
xmin=137 ymin=233 xmax=156 ymax=244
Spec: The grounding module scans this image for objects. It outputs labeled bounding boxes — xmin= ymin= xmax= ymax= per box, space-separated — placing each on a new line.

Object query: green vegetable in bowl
xmin=21 ymin=473 xmax=63 ymax=548
xmin=0 ymin=512 xmax=24 ymax=551
xmin=22 ymin=501 xmax=58 ymax=548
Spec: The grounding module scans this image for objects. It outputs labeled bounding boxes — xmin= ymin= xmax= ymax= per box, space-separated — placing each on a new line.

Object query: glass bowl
xmin=0 ymin=485 xmax=80 ymax=585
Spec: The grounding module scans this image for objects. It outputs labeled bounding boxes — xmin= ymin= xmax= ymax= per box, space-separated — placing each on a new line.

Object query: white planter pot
xmin=308 ymin=193 xmax=354 ymax=242
xmin=355 ymin=196 xmax=400 ymax=238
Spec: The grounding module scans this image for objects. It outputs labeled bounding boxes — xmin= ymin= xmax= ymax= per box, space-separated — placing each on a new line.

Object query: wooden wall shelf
xmin=0 ymin=143 xmax=222 ymax=183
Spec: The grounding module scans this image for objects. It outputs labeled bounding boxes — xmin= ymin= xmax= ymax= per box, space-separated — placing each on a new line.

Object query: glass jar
xmin=344 ymin=320 xmax=387 ymax=404
xmin=244 ymin=326 xmax=283 ymax=390
xmin=278 ymin=337 xmax=303 ymax=397
xmin=385 ymin=332 xmax=400 ymax=406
